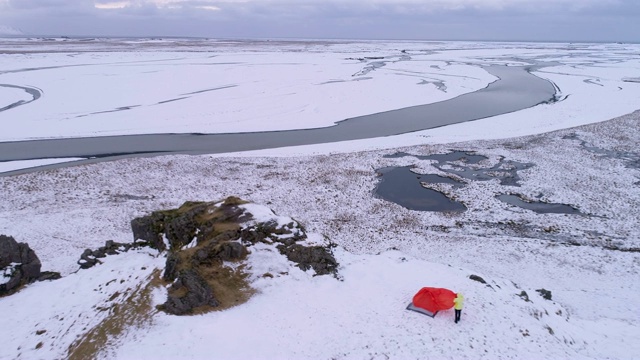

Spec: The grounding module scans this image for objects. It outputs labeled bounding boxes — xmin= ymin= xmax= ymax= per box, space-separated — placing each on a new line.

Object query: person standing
xmin=454 ymin=293 xmax=464 ymax=323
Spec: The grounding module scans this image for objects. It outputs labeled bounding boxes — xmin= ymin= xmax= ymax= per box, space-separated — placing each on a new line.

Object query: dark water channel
xmin=0 ymin=64 xmax=556 ymax=176
xmin=0 ymin=84 xmax=42 ymax=112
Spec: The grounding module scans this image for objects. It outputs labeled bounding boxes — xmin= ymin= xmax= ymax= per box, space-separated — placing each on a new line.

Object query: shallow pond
xmin=374 ymin=166 xmax=466 ymax=212
xmin=497 ymin=194 xmax=583 ymax=215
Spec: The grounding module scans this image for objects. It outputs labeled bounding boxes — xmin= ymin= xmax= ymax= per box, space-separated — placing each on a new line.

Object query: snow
xmin=105 ymin=250 xmax=581 ymax=360
xmin=239 ymin=203 xmax=300 ymax=231
xmin=1 ymin=39 xmax=638 ymax=148
xmin=0 ymin=39 xmax=639 ymax=359
xmin=0 ymin=43 xmax=491 ymax=141
xmin=0 ymin=249 xmax=163 ymax=360
xmin=181 ymin=238 xmax=197 ymax=250
xmin=0 ymin=86 xmax=31 ymax=108
xmin=0 ymin=158 xmax=85 ymax=173
xmin=1 ymin=262 xmax=20 ymax=285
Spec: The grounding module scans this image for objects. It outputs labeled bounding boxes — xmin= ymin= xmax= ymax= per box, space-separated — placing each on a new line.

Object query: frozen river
xmin=0 ymin=63 xmax=554 ymax=174
xmin=1 ymin=38 xmax=639 ymax=175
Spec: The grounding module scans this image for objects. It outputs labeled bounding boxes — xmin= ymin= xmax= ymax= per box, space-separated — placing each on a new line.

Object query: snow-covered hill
xmin=0 ymin=110 xmax=638 ymax=359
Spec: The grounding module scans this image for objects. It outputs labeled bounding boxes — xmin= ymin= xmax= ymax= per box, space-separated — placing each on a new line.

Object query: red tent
xmin=406 ymin=287 xmax=456 ymax=317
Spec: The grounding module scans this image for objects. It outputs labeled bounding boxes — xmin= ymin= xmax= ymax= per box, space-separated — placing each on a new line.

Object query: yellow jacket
xmin=454 ymin=294 xmax=464 ymax=310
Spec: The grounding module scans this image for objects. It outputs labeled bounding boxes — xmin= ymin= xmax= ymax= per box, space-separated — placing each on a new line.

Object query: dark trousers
xmin=455 ymin=309 xmax=462 ymax=323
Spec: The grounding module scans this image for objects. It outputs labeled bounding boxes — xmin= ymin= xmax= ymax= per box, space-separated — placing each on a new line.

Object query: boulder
xmin=164 ymin=210 xmax=200 ymax=250
xmin=240 ymin=220 xmax=305 ymax=246
xmin=0 ymin=235 xmax=43 ymax=296
xmin=536 ymin=288 xmax=552 ymax=300
xmin=163 ymin=252 xmax=180 ymax=281
xmin=193 ymin=242 xmax=247 ymax=264
xmin=469 ymin=274 xmax=487 ymax=284
xmin=277 ymin=244 xmax=338 ymax=276
xmin=161 ymin=269 xmax=220 ymax=315
xmin=131 ymin=212 xmax=167 ymax=251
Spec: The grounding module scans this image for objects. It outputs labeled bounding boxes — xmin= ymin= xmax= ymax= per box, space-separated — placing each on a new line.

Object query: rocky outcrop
xmin=277 ymin=244 xmax=338 ymax=276
xmin=77 ymin=240 xmax=134 ymax=269
xmin=131 ymin=212 xmax=166 ymax=251
xmin=1 ymin=235 xmax=60 ymax=296
xmin=132 ymin=196 xmax=339 ymax=315
xmin=536 ymin=288 xmax=552 ymax=300
xmin=242 ymin=218 xmax=338 ymax=276
xmin=131 ymin=198 xmax=252 ymax=252
xmin=161 ymin=270 xmax=220 ymax=315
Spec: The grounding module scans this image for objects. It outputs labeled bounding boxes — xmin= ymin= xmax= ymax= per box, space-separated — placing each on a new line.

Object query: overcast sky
xmin=0 ymin=0 xmax=638 ymax=42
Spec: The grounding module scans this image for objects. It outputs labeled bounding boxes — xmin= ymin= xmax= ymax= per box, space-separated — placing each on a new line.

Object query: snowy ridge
xmin=0 ymin=242 xmax=583 ymax=360
xmin=109 ymin=249 xmax=582 ymax=360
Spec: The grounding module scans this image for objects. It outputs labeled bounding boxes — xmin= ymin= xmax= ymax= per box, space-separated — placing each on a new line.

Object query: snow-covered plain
xmin=1 ymin=39 xmax=640 ymax=173
xmin=0 ymin=39 xmax=639 ymax=359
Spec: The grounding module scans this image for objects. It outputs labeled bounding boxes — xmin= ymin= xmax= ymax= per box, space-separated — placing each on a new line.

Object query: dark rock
xmin=163 ymin=252 xmax=180 ymax=281
xmin=38 ymin=271 xmax=61 ymax=281
xmin=78 ymin=249 xmax=98 ymax=269
xmin=217 ymin=198 xmax=250 ymax=222
xmin=278 ymin=237 xmax=297 ymax=247
xmin=76 ymin=241 xmax=132 ymax=270
xmin=536 ymin=288 xmax=552 ymax=300
xmin=277 ymin=244 xmax=338 ymax=276
xmin=206 ymin=230 xmax=241 ymax=246
xmin=190 ymin=242 xmax=247 ymax=267
xmin=92 ymin=249 xmax=107 ymax=258
xmin=212 ymin=242 xmax=247 ymax=262
xmin=240 ymin=220 xmax=304 ymax=246
xmin=0 ymin=235 xmax=43 ymax=296
xmin=469 ymin=274 xmax=487 ymax=284
xmin=518 ymin=290 xmax=530 ymax=302
xmin=239 ymin=221 xmax=282 ymax=244
xmin=162 ymin=269 xmax=220 ymax=315
xmin=239 ymin=228 xmax=267 ymax=245
xmin=131 ymin=212 xmax=166 ymax=251
xmin=164 ymin=213 xmax=199 ymax=250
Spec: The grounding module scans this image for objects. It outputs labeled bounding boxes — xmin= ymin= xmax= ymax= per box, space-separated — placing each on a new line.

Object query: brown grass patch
xmin=165 ymin=262 xmax=256 ymax=316
xmin=200 ymin=264 xmax=254 ymax=311
xmin=67 ymin=270 xmax=164 ymax=360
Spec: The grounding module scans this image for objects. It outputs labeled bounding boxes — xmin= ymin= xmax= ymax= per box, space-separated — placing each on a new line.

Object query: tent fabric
xmin=411 ymin=287 xmax=457 ymax=314
xmin=406 ymin=302 xmax=438 ymax=317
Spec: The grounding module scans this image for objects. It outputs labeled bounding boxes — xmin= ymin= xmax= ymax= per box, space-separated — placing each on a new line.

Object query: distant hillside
xmin=0 ymin=25 xmax=24 ymax=36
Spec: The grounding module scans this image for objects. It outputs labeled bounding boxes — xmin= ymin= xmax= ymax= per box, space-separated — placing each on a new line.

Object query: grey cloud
xmin=0 ymin=0 xmax=637 ymax=42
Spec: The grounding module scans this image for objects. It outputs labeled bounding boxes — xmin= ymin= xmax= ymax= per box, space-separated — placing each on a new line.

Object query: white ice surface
xmin=1 ymin=40 xmax=638 ymax=146
xmin=0 ymin=43 xmax=492 ymax=141
xmin=0 ymin=86 xmax=31 ymax=108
